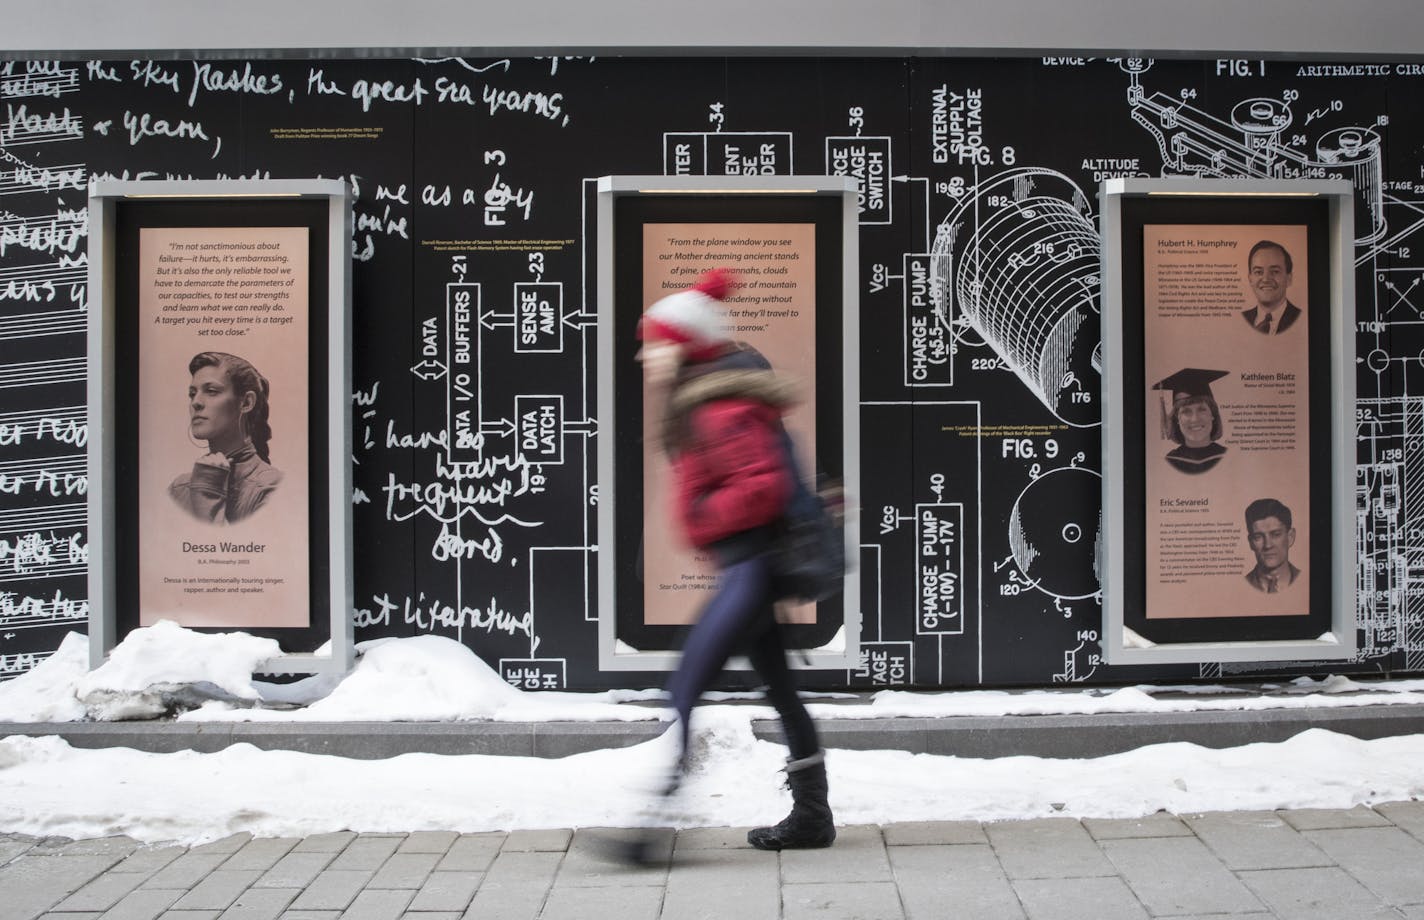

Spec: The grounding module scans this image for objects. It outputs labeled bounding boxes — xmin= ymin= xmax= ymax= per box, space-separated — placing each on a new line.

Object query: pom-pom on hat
xmin=637 ymin=268 xmax=738 ymax=358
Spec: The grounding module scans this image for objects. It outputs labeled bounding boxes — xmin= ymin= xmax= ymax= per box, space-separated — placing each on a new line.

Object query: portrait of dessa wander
xmin=169 ymin=350 xmax=284 ymax=525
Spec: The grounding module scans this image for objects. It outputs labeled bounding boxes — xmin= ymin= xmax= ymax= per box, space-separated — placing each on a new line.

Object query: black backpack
xmin=768 ymin=428 xmax=846 ymax=603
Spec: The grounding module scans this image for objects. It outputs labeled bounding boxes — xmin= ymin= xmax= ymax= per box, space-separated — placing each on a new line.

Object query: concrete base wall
xmin=6 ymin=703 xmax=1423 ymax=760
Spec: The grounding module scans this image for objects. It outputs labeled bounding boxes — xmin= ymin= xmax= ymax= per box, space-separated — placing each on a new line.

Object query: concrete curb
xmin=797 ymin=703 xmax=1424 ymax=758
xmin=4 ymin=702 xmax=1423 ymax=759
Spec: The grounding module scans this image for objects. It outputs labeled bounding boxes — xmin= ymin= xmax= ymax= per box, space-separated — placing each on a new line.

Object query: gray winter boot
xmin=747 ymin=751 xmax=836 ymax=850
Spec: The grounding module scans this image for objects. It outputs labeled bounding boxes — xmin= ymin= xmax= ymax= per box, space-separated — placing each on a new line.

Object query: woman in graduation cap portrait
xmin=1154 ymin=368 xmax=1229 ymax=475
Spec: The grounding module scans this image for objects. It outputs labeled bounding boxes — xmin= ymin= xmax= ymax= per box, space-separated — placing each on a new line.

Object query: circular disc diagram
xmin=1008 ymin=467 xmax=1103 ymax=600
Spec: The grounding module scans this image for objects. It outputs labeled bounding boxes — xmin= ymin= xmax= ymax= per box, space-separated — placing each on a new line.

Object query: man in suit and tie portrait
xmin=1243 ymin=498 xmax=1301 ymax=593
xmin=1242 ymin=240 xmax=1301 ymax=335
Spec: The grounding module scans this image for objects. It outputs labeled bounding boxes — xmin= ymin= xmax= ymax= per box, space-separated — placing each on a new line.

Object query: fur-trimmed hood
xmin=663 ymin=367 xmax=798 ymax=451
xmin=669 ymin=368 xmax=798 ymax=416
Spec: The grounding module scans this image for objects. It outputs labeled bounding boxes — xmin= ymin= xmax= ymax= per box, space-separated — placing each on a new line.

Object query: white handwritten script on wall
xmin=0 ymin=60 xmax=91 ymax=678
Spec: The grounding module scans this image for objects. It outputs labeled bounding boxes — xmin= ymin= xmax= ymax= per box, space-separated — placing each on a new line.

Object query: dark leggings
xmin=666 ymin=554 xmax=820 ymax=769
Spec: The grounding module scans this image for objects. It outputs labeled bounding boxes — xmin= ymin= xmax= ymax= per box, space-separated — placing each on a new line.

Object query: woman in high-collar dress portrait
xmin=169 ymin=351 xmax=282 ymax=524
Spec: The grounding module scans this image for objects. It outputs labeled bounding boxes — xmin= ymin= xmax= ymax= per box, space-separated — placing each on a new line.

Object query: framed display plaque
xmin=1100 ymin=178 xmax=1356 ymax=665
xmin=87 ymin=180 xmax=353 ymax=675
xmin=595 ymin=175 xmax=861 ymax=671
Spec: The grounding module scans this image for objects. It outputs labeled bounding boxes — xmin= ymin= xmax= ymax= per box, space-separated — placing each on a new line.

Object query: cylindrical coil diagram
xmin=930 ymin=169 xmax=1101 ymax=428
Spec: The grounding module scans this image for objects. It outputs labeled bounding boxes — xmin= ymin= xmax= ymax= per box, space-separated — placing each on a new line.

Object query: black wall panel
xmin=2 ymin=54 xmax=1421 ymax=689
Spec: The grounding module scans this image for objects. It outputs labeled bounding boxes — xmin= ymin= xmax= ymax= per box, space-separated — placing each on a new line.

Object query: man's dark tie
xmin=1258 ymin=314 xmax=1273 ymax=334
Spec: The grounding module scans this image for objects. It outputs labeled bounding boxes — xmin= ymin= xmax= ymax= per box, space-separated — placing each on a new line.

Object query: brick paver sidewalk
xmin=6 ymin=801 xmax=1424 ymax=919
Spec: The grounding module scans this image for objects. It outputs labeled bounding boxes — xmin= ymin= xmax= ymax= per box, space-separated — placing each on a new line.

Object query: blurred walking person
xmin=630 ymin=267 xmax=834 ymax=857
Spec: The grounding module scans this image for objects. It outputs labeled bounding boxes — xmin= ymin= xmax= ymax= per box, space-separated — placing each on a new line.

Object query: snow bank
xmin=0 ymin=722 xmax=1420 ymax=845
xmin=6 ymin=623 xmax=1424 ymax=725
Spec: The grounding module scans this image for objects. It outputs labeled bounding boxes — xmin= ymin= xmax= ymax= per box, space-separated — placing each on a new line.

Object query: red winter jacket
xmin=663 ymin=358 xmax=797 ymax=549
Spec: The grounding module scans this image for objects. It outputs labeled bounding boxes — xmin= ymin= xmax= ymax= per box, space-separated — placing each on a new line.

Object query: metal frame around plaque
xmin=87 ymin=179 xmax=354 ymax=676
xmin=595 ymin=174 xmax=861 ymax=672
xmin=1100 ymin=177 xmax=1356 ymax=666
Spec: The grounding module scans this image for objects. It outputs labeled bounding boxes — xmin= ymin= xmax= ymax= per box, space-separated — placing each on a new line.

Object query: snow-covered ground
xmin=0 ymin=622 xmax=1421 ymax=845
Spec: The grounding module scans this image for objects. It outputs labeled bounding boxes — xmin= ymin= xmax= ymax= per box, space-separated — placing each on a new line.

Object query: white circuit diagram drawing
xmin=1352 ymin=400 xmax=1424 ymax=672
xmin=395 ymin=254 xmax=596 ymax=689
xmin=1118 ymin=58 xmax=1424 ymax=676
xmin=1119 ymin=58 xmax=1387 ymax=247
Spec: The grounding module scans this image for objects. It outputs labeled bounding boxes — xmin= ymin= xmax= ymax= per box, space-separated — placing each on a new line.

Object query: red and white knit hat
xmin=637 ymin=268 xmax=737 ymax=357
